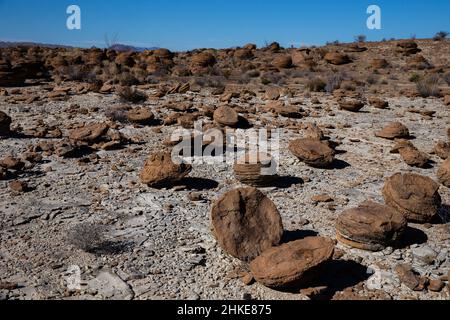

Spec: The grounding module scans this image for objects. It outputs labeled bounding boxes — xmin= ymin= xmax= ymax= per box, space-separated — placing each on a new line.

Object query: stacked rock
xmin=336 ymin=201 xmax=407 ymax=251
xmin=234 ymin=153 xmax=277 ymax=187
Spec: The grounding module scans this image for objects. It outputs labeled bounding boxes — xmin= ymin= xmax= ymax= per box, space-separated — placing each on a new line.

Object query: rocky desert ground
xmin=0 ymin=38 xmax=449 ymax=300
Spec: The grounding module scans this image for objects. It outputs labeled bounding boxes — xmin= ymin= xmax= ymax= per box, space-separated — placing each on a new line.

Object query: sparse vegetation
xmin=354 ymin=35 xmax=367 ymax=43
xmin=325 ymin=72 xmax=344 ymax=93
xmin=433 ymin=31 xmax=449 ymax=41
xmin=409 ymin=73 xmax=422 ymax=83
xmin=117 ymin=85 xmax=147 ymax=103
xmin=416 ymin=74 xmax=441 ymax=97
xmin=306 ymin=77 xmax=326 ymax=92
xmin=67 ymin=223 xmax=107 ymax=253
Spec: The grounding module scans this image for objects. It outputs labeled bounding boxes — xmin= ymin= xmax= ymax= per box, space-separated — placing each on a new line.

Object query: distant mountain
xmin=108 ymin=44 xmax=160 ymax=52
xmin=0 ymin=41 xmax=159 ymax=52
xmin=0 ymin=41 xmax=73 ymax=49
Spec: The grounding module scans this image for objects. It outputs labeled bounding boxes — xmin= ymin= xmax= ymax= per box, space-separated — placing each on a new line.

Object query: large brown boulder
xmin=0 ymin=111 xmax=12 ymax=136
xmin=289 ymin=139 xmax=335 ymax=168
xmin=139 ymin=151 xmax=192 ymax=187
xmin=69 ymin=123 xmax=109 ymax=143
xmin=324 ymin=52 xmax=351 ymax=65
xmin=210 ymin=187 xmax=283 ymax=261
xmin=396 ymin=40 xmax=421 ymax=55
xmin=368 ymin=97 xmax=389 ymax=109
xmin=437 ymin=158 xmax=450 ymax=187
xmin=234 ymin=48 xmax=253 ymax=60
xmin=213 ymin=105 xmax=239 ymax=127
xmin=375 ymin=122 xmax=410 ymax=140
xmin=191 ymin=51 xmax=216 ymax=67
xmin=382 ymin=173 xmax=442 ymax=223
xmin=249 ymin=237 xmax=334 ymax=289
xmin=126 ymin=107 xmax=155 ymax=124
xmin=394 ymin=141 xmax=429 ymax=168
xmin=272 ymin=55 xmax=292 ymax=69
xmin=338 ymin=98 xmax=365 ymax=112
xmin=336 ymin=201 xmax=407 ymax=251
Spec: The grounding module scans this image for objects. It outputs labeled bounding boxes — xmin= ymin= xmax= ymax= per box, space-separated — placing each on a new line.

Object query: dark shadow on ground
xmin=175 ymin=177 xmax=219 ymax=191
xmin=270 ymin=176 xmax=303 ymax=188
xmin=394 ymin=226 xmax=428 ymax=249
xmin=281 ymin=229 xmax=318 ymax=243
xmin=328 ymin=159 xmax=351 ymax=170
xmin=91 ymin=240 xmax=134 ymax=255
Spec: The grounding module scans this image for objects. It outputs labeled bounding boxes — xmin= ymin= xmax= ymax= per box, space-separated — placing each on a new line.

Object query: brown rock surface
xmin=375 ymin=122 xmax=410 ymax=139
xmin=382 ymin=173 xmax=442 ymax=223
xmin=324 ymin=52 xmax=351 ymax=65
xmin=249 ymin=237 xmax=335 ymax=288
xmin=126 ymin=107 xmax=155 ymax=124
xmin=210 ymin=187 xmax=283 ymax=261
xmin=289 ymin=138 xmax=335 ymax=168
xmin=213 ymin=105 xmax=239 ymax=127
xmin=437 ymin=158 xmax=450 ymax=187
xmin=336 ymin=201 xmax=406 ymax=251
xmin=139 ymin=151 xmax=192 ymax=187
xmin=69 ymin=123 xmax=109 ymax=143
xmin=434 ymin=141 xmax=450 ymax=159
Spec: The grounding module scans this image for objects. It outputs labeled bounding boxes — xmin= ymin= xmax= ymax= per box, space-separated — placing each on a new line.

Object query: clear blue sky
xmin=0 ymin=0 xmax=449 ymax=51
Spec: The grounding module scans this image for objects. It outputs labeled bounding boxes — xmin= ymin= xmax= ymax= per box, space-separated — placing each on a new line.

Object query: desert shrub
xmin=416 ymin=74 xmax=441 ymax=97
xmin=325 ymin=73 xmax=344 ymax=92
xmin=105 ymin=106 xmax=129 ymax=123
xmin=409 ymin=73 xmax=421 ymax=83
xmin=306 ymin=77 xmax=326 ymax=92
xmin=354 ymin=35 xmax=367 ymax=43
xmin=433 ymin=31 xmax=449 ymax=41
xmin=193 ymin=76 xmax=226 ymax=88
xmin=326 ymin=40 xmax=340 ymax=46
xmin=117 ymin=86 xmax=147 ymax=103
xmin=260 ymin=72 xmax=285 ymax=85
xmin=115 ymin=72 xmax=139 ymax=86
xmin=67 ymin=223 xmax=107 ymax=253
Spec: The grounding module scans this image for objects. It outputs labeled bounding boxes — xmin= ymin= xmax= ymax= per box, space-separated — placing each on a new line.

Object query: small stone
xmin=411 ymin=245 xmax=438 ymax=265
xmin=394 ymin=264 xmax=428 ymax=291
xmin=9 ymin=180 xmax=28 ymax=193
xmin=311 ymin=194 xmax=334 ymax=203
xmin=428 ymin=279 xmax=444 ymax=292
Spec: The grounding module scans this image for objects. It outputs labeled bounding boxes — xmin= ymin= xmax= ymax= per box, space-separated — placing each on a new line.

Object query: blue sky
xmin=0 ymin=0 xmax=449 ymax=51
